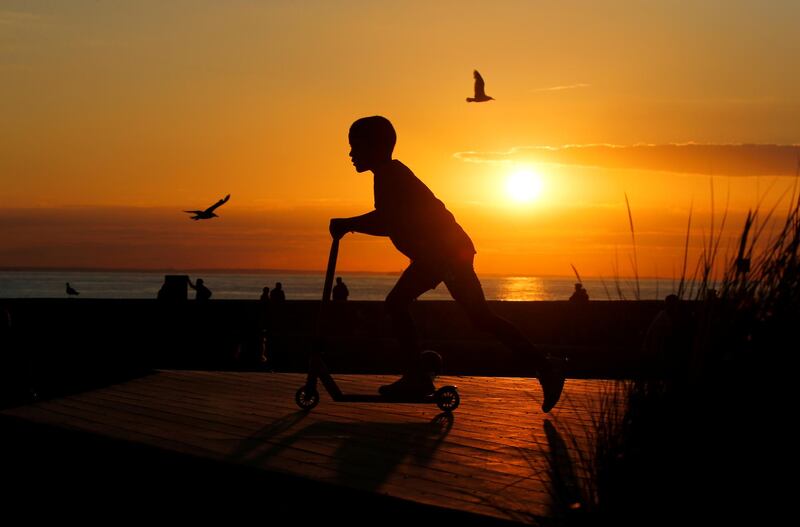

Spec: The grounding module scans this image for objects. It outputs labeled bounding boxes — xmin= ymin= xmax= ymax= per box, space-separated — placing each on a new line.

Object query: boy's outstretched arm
xmin=330 ymin=210 xmax=388 ymax=239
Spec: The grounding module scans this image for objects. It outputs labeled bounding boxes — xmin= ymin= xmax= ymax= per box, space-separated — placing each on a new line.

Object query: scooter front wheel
xmin=295 ymin=386 xmax=320 ymax=410
xmin=434 ymin=386 xmax=460 ymax=412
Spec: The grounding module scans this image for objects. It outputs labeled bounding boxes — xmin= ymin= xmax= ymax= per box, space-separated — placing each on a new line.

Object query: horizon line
xmin=0 ymin=266 xmax=694 ymax=281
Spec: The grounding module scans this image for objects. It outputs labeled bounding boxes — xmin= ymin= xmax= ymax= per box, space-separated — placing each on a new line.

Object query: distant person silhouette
xmin=187 ymin=277 xmax=212 ymax=301
xmin=330 ymin=116 xmax=564 ymax=412
xmin=569 ymin=283 xmax=589 ymax=302
xmin=65 ymin=282 xmax=79 ymax=296
xmin=332 ymin=277 xmax=349 ymax=302
xmin=270 ymin=282 xmax=285 ymax=302
xmin=157 ymin=274 xmax=190 ymax=300
xmin=260 ymin=286 xmax=270 ymax=302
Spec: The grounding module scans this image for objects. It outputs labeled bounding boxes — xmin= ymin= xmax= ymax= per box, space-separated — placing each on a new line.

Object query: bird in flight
xmin=466 ymin=70 xmax=494 ymax=103
xmin=66 ymin=282 xmax=80 ymax=296
xmin=184 ymin=194 xmax=231 ymax=220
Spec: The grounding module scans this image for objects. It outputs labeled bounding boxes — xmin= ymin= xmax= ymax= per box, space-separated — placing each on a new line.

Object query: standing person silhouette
xmin=329 ymin=116 xmax=565 ymax=412
xmin=332 ymin=276 xmax=349 ymax=301
xmin=270 ymin=282 xmax=286 ymax=302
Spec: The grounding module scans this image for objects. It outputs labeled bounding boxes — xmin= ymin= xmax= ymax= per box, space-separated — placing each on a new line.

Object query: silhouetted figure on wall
xmin=330 ymin=116 xmax=564 ymax=412
xmin=332 ymin=276 xmax=349 ymax=301
xmin=66 ymin=282 xmax=79 ymax=296
xmin=188 ymin=277 xmax=212 ymax=301
xmin=158 ymin=275 xmax=189 ymax=300
xmin=260 ymin=287 xmax=270 ymax=302
xmin=270 ymin=282 xmax=285 ymax=303
xmin=569 ymin=283 xmax=589 ymax=302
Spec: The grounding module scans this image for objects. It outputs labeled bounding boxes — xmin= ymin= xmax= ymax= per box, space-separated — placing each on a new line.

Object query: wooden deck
xmin=1 ymin=371 xmax=622 ymax=525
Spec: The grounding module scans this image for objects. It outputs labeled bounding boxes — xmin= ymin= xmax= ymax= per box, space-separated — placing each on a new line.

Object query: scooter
xmin=294 ymin=238 xmax=460 ymax=412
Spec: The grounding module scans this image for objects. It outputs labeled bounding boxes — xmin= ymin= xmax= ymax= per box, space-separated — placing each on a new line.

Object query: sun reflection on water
xmin=493 ymin=276 xmax=548 ymax=301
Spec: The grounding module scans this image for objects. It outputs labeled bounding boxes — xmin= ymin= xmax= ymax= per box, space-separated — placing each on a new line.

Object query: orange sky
xmin=2 ymin=1 xmax=799 ymax=277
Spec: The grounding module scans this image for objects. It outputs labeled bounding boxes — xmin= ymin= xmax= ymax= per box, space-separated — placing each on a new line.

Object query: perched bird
xmin=466 ymin=70 xmax=494 ymax=103
xmin=184 ymin=194 xmax=230 ymax=220
xmin=66 ymin=282 xmax=80 ymax=296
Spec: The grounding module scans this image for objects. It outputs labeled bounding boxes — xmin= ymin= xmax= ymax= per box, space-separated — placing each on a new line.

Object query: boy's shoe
xmin=379 ymin=372 xmax=436 ymax=399
xmin=539 ymin=358 xmax=566 ymax=413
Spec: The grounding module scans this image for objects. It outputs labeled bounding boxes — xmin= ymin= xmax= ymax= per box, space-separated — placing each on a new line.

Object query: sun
xmin=505 ymin=168 xmax=544 ymax=204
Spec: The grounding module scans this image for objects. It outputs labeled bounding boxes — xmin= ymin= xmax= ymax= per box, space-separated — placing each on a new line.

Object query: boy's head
xmin=349 ymin=116 xmax=396 ymax=172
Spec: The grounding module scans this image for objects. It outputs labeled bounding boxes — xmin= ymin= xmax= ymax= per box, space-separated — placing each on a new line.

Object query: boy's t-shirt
xmin=374 ymin=160 xmax=476 ymax=262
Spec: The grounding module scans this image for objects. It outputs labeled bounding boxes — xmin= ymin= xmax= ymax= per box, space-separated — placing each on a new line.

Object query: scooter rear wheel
xmin=434 ymin=386 xmax=460 ymax=412
xmin=295 ymin=386 xmax=320 ymax=410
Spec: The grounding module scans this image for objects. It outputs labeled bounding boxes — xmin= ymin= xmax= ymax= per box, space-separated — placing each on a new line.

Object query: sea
xmin=0 ymin=270 xmax=688 ymax=301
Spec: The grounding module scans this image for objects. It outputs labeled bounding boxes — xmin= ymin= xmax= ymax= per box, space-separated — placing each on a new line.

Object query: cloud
xmin=454 ymin=143 xmax=800 ymax=177
xmin=532 ymin=83 xmax=591 ymax=92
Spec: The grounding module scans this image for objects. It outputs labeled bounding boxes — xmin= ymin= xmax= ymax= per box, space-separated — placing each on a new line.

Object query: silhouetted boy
xmin=330 ymin=116 xmax=565 ymax=412
xmin=332 ymin=277 xmax=349 ymax=301
xmin=260 ymin=286 xmax=270 ymax=302
xmin=188 ymin=277 xmax=212 ymax=301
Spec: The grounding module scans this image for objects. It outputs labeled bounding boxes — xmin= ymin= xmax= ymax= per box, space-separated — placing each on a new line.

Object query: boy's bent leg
xmin=381 ymin=262 xmax=441 ymax=397
xmin=444 ymin=262 xmax=566 ymax=412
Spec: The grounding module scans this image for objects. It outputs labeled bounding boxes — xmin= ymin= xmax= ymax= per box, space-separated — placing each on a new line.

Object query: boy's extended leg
xmin=444 ymin=261 xmax=566 ymax=412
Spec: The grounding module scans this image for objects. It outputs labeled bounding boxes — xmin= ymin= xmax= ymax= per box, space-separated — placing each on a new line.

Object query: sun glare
xmin=506 ymin=168 xmax=544 ymax=204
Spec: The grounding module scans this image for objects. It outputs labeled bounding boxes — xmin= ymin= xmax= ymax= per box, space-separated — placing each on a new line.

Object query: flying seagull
xmin=184 ymin=194 xmax=230 ymax=220
xmin=466 ymin=70 xmax=494 ymax=103
xmin=66 ymin=282 xmax=80 ymax=296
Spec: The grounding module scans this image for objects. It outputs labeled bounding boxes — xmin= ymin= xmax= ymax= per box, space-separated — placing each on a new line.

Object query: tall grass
xmin=550 ymin=189 xmax=800 ymax=525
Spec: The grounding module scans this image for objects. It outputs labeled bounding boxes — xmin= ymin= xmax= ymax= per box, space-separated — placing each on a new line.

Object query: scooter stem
xmin=322 ymin=238 xmax=339 ymax=303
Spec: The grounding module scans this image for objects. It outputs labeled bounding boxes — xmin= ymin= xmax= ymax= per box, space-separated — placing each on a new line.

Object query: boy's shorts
xmin=386 ymin=255 xmax=487 ymax=309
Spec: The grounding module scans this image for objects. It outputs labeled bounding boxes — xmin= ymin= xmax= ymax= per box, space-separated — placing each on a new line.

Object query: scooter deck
xmin=330 ymin=386 xmax=457 ymax=404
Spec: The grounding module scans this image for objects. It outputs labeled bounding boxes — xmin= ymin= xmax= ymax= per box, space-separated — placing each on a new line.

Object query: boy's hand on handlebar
xmin=329 ymin=218 xmax=350 ymax=240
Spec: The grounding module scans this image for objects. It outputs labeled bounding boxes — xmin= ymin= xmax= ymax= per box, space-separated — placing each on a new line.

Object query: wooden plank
xmin=107 ymin=372 xmax=604 ymax=450
xmin=2 ymin=371 xmax=621 ymax=524
xmin=33 ymin=384 xmax=559 ymax=510
xmin=160 ymin=370 xmax=617 ymax=438
xmin=97 ymin=372 xmax=605 ymax=479
xmin=98 ymin=372 xmax=608 ymax=482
